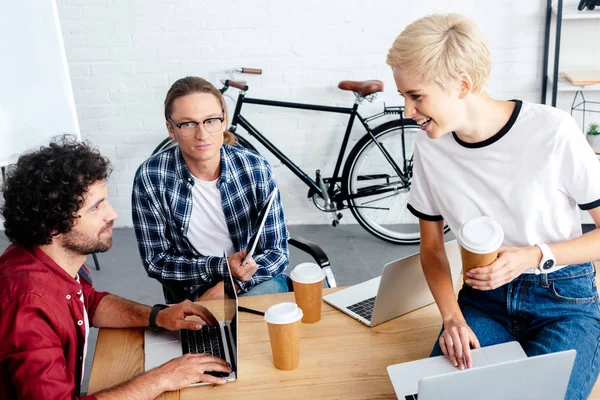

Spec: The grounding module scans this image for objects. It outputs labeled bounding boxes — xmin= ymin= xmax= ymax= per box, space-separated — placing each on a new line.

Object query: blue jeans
xmin=431 ymin=262 xmax=600 ymax=400
xmin=239 ymin=274 xmax=293 ymax=297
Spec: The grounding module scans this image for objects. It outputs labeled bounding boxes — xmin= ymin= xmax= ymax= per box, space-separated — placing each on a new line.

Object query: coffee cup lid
xmin=457 ymin=216 xmax=504 ymax=254
xmin=290 ymin=262 xmax=325 ymax=284
xmin=264 ymin=302 xmax=303 ymax=324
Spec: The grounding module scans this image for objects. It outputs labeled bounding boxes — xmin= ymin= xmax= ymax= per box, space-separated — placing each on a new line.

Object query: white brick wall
xmin=52 ymin=0 xmax=599 ymax=228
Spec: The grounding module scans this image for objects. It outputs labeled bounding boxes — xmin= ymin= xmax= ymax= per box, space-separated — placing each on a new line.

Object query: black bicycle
xmin=154 ymin=68 xmax=447 ymax=244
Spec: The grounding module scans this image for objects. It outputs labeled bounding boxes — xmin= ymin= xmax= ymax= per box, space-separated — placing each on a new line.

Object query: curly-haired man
xmin=0 ymin=138 xmax=231 ymax=399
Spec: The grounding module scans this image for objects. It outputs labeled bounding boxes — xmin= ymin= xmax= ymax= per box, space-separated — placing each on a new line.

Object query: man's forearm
xmin=145 ymin=251 xmax=223 ymax=289
xmin=92 ymin=294 xmax=152 ymax=328
xmin=93 ymin=371 xmax=164 ymax=400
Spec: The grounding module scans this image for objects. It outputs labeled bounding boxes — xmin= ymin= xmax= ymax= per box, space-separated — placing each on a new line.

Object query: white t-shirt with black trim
xmin=408 ymin=100 xmax=600 ymax=271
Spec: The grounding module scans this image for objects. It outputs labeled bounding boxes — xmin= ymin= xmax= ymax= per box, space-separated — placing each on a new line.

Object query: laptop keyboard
xmin=405 ymin=395 xmax=418 ymax=400
xmin=346 ymin=296 xmax=376 ymax=321
xmin=181 ymin=325 xmax=228 ymax=377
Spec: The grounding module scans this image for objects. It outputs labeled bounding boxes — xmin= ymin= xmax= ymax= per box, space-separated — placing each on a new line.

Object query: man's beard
xmin=62 ymin=224 xmax=113 ymax=255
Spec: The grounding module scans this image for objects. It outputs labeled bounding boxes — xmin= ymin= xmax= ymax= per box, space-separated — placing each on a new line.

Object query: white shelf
xmin=548 ymin=76 xmax=600 ymax=92
xmin=553 ymin=6 xmax=600 ymax=19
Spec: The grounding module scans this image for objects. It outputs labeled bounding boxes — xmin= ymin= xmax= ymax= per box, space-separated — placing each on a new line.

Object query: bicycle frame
xmin=228 ymin=91 xmax=407 ymax=204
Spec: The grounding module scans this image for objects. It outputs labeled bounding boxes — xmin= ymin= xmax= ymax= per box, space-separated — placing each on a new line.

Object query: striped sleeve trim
xmin=407 ymin=204 xmax=443 ymax=221
xmin=579 ymin=199 xmax=600 ymax=211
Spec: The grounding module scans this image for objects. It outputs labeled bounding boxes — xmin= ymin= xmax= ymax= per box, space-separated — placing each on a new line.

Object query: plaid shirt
xmin=132 ymin=144 xmax=289 ymax=303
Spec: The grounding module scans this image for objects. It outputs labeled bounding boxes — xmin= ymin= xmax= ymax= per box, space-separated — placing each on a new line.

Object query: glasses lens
xmin=179 ymin=122 xmax=198 ymax=137
xmin=204 ymin=118 xmax=223 ymax=133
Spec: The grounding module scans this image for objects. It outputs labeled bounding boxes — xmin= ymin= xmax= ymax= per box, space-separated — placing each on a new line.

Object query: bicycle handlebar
xmin=224 ymin=79 xmax=249 ymax=91
xmin=236 ymin=67 xmax=262 ymax=75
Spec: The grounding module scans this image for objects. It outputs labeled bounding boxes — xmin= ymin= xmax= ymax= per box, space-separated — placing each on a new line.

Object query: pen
xmin=239 ymin=306 xmax=265 ymax=316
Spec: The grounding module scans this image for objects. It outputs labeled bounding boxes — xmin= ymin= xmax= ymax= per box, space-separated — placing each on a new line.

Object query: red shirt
xmin=0 ymin=245 xmax=110 ymax=399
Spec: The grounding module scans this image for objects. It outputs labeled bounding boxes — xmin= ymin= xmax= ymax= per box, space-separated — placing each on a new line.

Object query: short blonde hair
xmin=386 ymin=14 xmax=491 ymax=93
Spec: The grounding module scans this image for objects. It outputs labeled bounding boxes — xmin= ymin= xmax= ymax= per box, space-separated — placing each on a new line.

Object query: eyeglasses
xmin=168 ymin=114 xmax=225 ymax=137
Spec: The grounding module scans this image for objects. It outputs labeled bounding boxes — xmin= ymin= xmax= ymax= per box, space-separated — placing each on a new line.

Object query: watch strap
xmin=149 ymin=304 xmax=169 ymax=331
xmin=536 ymin=244 xmax=556 ymax=272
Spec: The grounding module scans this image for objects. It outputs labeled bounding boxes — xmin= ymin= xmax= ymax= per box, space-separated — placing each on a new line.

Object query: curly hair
xmin=1 ymin=136 xmax=111 ymax=247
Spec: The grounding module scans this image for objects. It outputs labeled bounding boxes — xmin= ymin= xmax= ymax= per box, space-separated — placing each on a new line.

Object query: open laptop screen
xmin=223 ymin=253 xmax=238 ymax=369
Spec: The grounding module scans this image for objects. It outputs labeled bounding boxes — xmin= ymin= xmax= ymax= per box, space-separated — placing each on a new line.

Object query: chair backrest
xmin=160 ymin=280 xmax=201 ymax=303
xmin=288 ymin=236 xmax=336 ymax=288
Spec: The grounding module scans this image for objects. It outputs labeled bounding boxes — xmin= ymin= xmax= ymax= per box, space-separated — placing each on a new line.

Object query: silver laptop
xmin=387 ymin=342 xmax=576 ymax=400
xmin=144 ymin=252 xmax=238 ymax=385
xmin=322 ymin=240 xmax=462 ymax=327
xmin=243 ymin=187 xmax=278 ymax=264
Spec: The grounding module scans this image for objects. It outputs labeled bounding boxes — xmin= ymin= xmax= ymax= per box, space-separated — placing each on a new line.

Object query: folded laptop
xmin=387 ymin=341 xmax=575 ymax=400
xmin=144 ymin=252 xmax=238 ymax=385
xmin=323 ymin=240 xmax=462 ymax=327
xmin=243 ymin=187 xmax=278 ymax=264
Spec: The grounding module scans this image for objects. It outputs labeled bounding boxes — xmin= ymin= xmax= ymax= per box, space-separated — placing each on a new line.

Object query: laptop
xmin=243 ymin=187 xmax=278 ymax=264
xmin=322 ymin=240 xmax=462 ymax=327
xmin=387 ymin=342 xmax=576 ymax=400
xmin=144 ymin=252 xmax=238 ymax=385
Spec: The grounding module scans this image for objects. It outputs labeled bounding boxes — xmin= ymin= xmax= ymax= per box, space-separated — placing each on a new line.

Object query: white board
xmin=0 ymin=0 xmax=80 ymax=167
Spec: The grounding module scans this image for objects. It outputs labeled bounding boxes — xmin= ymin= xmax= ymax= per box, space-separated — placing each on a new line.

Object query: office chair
xmin=288 ymin=236 xmax=336 ymax=288
xmin=91 ymin=253 xmax=100 ymax=271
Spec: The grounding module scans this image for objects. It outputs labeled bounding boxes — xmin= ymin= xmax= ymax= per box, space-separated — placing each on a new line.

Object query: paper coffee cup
xmin=264 ymin=302 xmax=303 ymax=370
xmin=457 ymin=216 xmax=504 ymax=281
xmin=290 ymin=263 xmax=325 ymax=323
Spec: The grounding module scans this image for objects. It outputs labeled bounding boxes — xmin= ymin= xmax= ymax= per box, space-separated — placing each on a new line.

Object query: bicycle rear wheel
xmin=342 ymin=119 xmax=436 ymax=244
xmin=152 ymin=137 xmax=176 ymax=155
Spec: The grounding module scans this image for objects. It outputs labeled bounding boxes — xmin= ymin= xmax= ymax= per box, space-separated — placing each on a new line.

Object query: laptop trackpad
xmin=145 ymin=329 xmax=180 ymax=345
xmin=145 ymin=330 xmax=183 ymax=371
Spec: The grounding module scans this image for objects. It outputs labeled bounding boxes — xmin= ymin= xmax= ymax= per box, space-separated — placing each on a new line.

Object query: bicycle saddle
xmin=338 ymin=80 xmax=383 ymax=97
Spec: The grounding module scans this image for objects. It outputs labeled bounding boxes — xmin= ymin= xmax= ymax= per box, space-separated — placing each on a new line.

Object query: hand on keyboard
xmin=146 ymin=353 xmax=232 ymax=390
xmin=155 ymin=299 xmax=219 ymax=331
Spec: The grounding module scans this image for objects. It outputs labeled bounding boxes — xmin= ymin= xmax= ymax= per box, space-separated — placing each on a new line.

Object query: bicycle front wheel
xmin=342 ymin=119 xmax=423 ymax=244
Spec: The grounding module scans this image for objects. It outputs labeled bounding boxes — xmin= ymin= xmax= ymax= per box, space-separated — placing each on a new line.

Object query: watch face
xmin=543 ymin=259 xmax=555 ymax=270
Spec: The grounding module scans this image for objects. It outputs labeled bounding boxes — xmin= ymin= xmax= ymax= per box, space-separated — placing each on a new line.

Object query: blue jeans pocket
xmin=549 ymin=265 xmax=598 ymax=305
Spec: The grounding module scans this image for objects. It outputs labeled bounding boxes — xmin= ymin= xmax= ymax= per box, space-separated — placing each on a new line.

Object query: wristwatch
xmin=535 ymin=244 xmax=556 ymax=273
xmin=149 ymin=304 xmax=169 ymax=332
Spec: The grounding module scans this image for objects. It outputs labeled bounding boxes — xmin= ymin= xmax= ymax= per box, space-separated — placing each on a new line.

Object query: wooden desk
xmin=89 ymin=285 xmax=600 ymax=399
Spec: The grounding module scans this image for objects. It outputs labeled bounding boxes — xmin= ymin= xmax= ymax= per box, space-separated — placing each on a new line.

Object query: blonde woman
xmin=387 ymin=14 xmax=600 ymax=399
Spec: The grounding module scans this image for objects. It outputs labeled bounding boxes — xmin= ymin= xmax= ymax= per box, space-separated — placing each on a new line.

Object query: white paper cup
xmin=264 ymin=302 xmax=303 ymax=370
xmin=457 ymin=216 xmax=504 ymax=280
xmin=290 ymin=263 xmax=325 ymax=323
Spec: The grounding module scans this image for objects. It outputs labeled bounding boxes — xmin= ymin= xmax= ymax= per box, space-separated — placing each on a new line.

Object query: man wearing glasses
xmin=132 ymin=76 xmax=291 ymax=303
